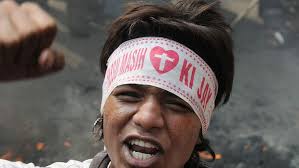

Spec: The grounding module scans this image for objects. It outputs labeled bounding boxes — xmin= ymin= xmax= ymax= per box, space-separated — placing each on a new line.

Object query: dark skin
xmin=103 ymin=84 xmax=201 ymax=168
xmin=0 ymin=0 xmax=64 ymax=82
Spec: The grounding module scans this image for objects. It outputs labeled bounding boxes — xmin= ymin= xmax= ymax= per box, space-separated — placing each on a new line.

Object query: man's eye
xmin=166 ymin=100 xmax=192 ymax=113
xmin=115 ymin=91 xmax=142 ymax=102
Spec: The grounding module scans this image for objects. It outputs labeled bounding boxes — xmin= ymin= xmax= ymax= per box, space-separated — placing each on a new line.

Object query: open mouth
xmin=125 ymin=138 xmax=162 ymax=160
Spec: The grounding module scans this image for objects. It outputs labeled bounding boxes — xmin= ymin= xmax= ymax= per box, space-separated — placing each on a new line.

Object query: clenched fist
xmin=0 ymin=0 xmax=64 ymax=82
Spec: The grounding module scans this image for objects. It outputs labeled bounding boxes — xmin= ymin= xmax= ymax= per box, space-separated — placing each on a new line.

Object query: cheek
xmin=102 ymin=97 xmax=132 ymax=165
xmin=169 ymin=115 xmax=200 ymax=140
xmin=102 ymin=96 xmax=138 ymax=146
xmin=102 ymin=98 xmax=122 ymax=147
xmin=103 ymin=98 xmax=126 ymax=140
xmin=166 ymin=115 xmax=201 ymax=162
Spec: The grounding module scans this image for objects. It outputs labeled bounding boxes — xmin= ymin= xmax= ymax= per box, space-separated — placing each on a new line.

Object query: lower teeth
xmin=131 ymin=150 xmax=154 ymax=160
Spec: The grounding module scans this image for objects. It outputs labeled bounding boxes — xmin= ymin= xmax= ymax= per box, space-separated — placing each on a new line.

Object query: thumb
xmin=38 ymin=48 xmax=65 ymax=72
xmin=26 ymin=48 xmax=65 ymax=78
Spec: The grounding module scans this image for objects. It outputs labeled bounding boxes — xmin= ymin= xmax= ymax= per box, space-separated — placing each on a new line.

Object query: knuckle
xmin=20 ymin=2 xmax=57 ymax=32
xmin=46 ymin=20 xmax=57 ymax=33
xmin=0 ymin=0 xmax=17 ymax=9
xmin=12 ymin=17 xmax=37 ymax=39
xmin=2 ymin=36 xmax=20 ymax=48
xmin=48 ymin=17 xmax=57 ymax=28
xmin=40 ymin=17 xmax=57 ymax=31
xmin=41 ymin=13 xmax=57 ymax=30
xmin=20 ymin=1 xmax=40 ymax=10
xmin=17 ymin=28 xmax=35 ymax=40
xmin=39 ymin=19 xmax=57 ymax=38
xmin=0 ymin=33 xmax=20 ymax=46
xmin=0 ymin=0 xmax=18 ymax=14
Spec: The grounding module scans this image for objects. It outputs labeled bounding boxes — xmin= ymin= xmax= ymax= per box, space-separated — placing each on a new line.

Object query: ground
xmin=0 ymin=0 xmax=298 ymax=167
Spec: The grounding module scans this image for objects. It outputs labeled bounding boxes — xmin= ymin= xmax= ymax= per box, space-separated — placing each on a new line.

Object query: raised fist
xmin=0 ymin=0 xmax=64 ymax=82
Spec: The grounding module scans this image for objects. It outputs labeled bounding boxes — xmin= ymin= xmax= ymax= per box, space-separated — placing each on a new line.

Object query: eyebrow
xmin=127 ymin=84 xmax=180 ymax=98
xmin=125 ymin=84 xmax=193 ymax=110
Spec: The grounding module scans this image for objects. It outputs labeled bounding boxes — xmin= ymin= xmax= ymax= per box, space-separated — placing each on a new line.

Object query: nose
xmin=132 ymin=96 xmax=165 ymax=130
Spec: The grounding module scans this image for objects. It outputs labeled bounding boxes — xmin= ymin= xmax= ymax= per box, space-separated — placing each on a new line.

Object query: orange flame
xmin=64 ymin=140 xmax=72 ymax=148
xmin=215 ymin=154 xmax=222 ymax=160
xmin=36 ymin=142 xmax=46 ymax=151
xmin=199 ymin=151 xmax=222 ymax=160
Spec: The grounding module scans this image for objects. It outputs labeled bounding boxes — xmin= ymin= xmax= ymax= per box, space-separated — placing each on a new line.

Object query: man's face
xmin=103 ymin=84 xmax=201 ymax=168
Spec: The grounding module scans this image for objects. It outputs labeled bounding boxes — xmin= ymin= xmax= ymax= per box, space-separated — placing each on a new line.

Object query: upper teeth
xmin=129 ymin=139 xmax=158 ymax=149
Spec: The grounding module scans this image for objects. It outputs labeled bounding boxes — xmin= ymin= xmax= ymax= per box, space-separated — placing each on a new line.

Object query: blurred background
xmin=0 ymin=0 xmax=298 ymax=167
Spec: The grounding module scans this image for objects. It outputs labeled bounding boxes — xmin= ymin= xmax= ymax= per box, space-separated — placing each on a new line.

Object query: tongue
xmin=130 ymin=144 xmax=159 ymax=154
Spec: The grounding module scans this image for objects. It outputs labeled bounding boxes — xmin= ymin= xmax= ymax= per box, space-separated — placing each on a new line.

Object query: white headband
xmin=101 ymin=37 xmax=218 ymax=134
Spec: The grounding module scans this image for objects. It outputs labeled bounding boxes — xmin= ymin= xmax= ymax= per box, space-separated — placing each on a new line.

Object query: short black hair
xmin=100 ymin=0 xmax=234 ymax=107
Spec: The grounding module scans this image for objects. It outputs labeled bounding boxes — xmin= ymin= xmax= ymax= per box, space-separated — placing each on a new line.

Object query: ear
xmin=93 ymin=115 xmax=104 ymax=141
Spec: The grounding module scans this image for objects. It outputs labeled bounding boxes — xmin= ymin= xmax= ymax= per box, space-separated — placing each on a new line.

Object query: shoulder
xmin=47 ymin=159 xmax=92 ymax=168
xmin=89 ymin=151 xmax=110 ymax=168
xmin=0 ymin=159 xmax=38 ymax=168
xmin=185 ymin=158 xmax=213 ymax=168
xmin=0 ymin=159 xmax=92 ymax=168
